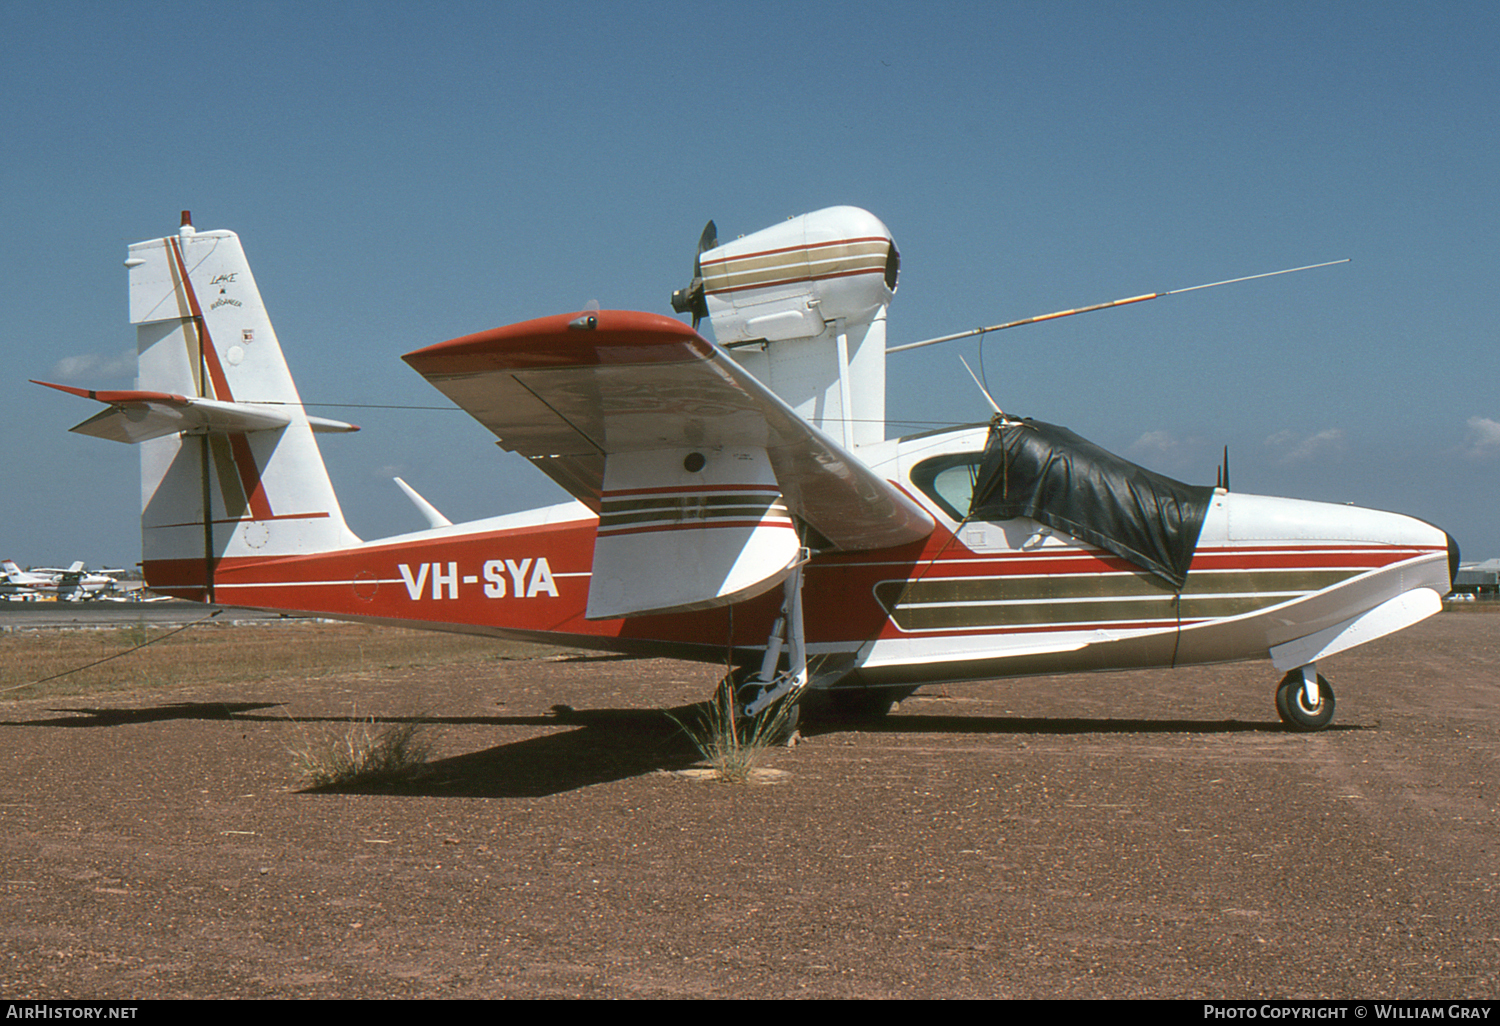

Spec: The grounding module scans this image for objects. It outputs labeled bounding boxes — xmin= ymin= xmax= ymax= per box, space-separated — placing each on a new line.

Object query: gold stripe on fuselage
xmin=875 ymin=568 xmax=1363 ymax=632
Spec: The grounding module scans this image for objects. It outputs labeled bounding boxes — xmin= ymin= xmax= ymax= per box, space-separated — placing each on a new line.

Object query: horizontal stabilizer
xmin=34 ymin=381 xmax=358 ymax=444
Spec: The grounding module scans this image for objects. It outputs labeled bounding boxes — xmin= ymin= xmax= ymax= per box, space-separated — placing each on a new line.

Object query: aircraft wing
xmin=403 ymin=310 xmax=934 ymax=618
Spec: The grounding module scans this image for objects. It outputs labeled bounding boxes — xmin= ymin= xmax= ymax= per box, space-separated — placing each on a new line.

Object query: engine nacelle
xmin=701 ymin=206 xmax=898 ymax=343
xmin=698 ymin=206 xmax=898 ymax=449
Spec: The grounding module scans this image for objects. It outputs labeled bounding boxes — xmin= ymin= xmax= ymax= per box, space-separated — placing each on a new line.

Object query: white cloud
xmin=50 ymin=349 xmax=135 ymax=382
xmin=1126 ymin=430 xmax=1211 ymax=478
xmin=1462 ymin=416 xmax=1500 ymax=459
xmin=1128 ymin=430 xmax=1181 ymax=458
xmin=1265 ymin=428 xmax=1345 ymax=464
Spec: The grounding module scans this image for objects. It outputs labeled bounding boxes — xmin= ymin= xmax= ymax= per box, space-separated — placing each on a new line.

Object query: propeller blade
xmin=671 ymin=219 xmax=719 ymax=330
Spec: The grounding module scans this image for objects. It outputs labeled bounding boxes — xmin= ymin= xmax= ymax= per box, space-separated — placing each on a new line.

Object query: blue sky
xmin=3 ymin=0 xmax=1497 ymax=569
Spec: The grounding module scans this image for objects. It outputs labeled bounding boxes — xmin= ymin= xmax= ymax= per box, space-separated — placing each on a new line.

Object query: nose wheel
xmin=1276 ymin=667 xmax=1335 ymax=732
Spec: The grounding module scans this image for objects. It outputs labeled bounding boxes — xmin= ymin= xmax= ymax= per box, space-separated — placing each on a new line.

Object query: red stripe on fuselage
xmin=1189 ymin=545 xmax=1442 ymax=571
xmin=139 ymin=510 xmax=1446 ymax=653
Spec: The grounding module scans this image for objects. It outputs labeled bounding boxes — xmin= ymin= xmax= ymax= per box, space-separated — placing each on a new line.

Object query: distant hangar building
xmin=1453 ymin=559 xmax=1500 ymax=599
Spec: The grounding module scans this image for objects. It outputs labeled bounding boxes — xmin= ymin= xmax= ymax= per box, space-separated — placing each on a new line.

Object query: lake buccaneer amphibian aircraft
xmin=38 ymin=208 xmax=1458 ymax=738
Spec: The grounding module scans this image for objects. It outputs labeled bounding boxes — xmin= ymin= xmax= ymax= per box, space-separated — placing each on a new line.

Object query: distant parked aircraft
xmin=2 ymin=560 xmax=123 ymax=600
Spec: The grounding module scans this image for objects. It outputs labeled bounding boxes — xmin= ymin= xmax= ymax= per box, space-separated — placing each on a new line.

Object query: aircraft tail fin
xmin=52 ymin=213 xmax=361 ymax=600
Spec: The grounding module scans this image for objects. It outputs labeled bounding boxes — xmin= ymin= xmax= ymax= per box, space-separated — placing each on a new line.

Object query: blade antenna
xmin=888 ymin=259 xmax=1350 ymax=354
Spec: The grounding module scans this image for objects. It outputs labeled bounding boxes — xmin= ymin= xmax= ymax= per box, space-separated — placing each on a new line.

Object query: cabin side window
xmin=910 ymin=453 xmax=985 ymax=521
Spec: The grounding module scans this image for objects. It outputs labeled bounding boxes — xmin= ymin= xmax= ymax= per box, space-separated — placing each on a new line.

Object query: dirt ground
xmin=2 ymin=612 xmax=1498 ymax=999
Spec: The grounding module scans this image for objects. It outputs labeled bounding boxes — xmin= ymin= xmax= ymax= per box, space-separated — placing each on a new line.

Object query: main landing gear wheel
xmin=1275 ymin=670 xmax=1336 ymax=732
xmin=731 ymin=681 xmax=800 ymax=746
xmin=750 ymin=691 xmax=800 ymax=746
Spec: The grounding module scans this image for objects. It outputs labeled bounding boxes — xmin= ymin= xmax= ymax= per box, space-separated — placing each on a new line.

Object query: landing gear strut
xmin=1276 ymin=664 xmax=1336 ymax=732
xmin=730 ymin=557 xmax=809 ymax=745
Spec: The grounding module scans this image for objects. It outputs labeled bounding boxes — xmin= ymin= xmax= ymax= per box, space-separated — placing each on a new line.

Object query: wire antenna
xmin=887 ymin=259 xmax=1349 ymax=355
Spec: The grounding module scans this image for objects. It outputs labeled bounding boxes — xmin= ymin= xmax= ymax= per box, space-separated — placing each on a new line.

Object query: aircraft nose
xmin=1215 ymin=493 xmax=1456 ymax=603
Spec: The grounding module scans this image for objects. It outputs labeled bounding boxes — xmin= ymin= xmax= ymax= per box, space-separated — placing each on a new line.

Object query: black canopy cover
xmin=968 ymin=419 xmax=1215 ymax=590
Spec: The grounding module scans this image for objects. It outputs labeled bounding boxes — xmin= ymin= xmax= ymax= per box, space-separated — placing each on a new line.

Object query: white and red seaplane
xmin=39 ymin=208 xmax=1457 ymax=735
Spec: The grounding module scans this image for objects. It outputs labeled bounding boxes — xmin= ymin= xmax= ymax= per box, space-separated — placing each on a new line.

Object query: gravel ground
xmin=2 ymin=612 xmax=1497 ymax=999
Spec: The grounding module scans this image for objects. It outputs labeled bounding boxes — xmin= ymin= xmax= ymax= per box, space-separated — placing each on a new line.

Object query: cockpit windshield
xmin=912 ymin=419 xmax=1214 ymax=589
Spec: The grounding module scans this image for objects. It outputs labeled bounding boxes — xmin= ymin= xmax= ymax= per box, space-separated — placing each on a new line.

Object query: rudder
xmin=121 ymin=213 xmax=361 ymax=598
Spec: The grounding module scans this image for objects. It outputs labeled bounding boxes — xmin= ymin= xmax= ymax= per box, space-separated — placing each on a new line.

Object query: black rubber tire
xmin=1276 ymin=670 xmax=1336 ymax=732
xmin=735 ymin=695 xmax=799 ymax=746
xmin=730 ymin=680 xmax=800 ymax=746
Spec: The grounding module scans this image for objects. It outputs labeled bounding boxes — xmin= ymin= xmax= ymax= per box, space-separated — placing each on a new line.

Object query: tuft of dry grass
xmin=288 ymin=712 xmax=434 ymax=788
xmin=668 ymin=683 xmax=795 ymax=784
xmin=0 ymin=619 xmax=565 ymax=701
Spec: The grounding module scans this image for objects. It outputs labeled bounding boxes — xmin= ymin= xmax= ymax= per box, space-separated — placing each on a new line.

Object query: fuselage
xmin=141 ymin=423 xmax=1455 ymax=689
